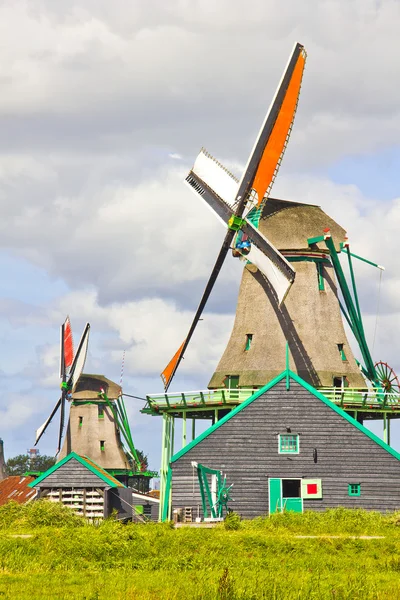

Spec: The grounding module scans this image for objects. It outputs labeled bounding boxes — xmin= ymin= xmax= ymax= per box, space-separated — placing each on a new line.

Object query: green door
xmin=269 ymin=478 xmax=282 ymax=514
xmin=269 ymin=479 xmax=303 ymax=514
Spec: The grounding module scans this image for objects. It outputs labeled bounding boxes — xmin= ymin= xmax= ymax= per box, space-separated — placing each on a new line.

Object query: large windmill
xmin=35 ymin=318 xmax=151 ymax=483
xmin=160 ymin=41 xmax=397 ymax=398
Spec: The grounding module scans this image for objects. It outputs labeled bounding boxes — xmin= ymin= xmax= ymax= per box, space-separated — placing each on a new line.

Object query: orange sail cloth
xmin=252 ymin=51 xmax=306 ymax=206
xmin=63 ymin=317 xmax=74 ymax=369
xmin=161 ymin=340 xmax=186 ymax=389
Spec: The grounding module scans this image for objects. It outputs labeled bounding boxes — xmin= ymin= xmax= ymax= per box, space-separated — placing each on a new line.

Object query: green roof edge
xmin=170 ymin=370 xmax=400 ymax=464
xmin=28 ymin=452 xmax=124 ymax=488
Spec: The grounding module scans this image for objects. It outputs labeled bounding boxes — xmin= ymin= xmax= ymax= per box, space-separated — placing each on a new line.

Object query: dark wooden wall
xmin=171 ymin=379 xmax=400 ymax=518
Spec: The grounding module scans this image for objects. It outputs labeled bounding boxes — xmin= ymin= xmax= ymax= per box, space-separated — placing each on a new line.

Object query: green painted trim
xmin=28 ymin=452 xmax=124 ymax=488
xmin=316 ymin=262 xmax=325 ymax=291
xmin=161 ymin=466 xmax=172 ymax=522
xmin=169 ymin=370 xmax=400 ymax=465
xmin=170 ymin=372 xmax=286 ymax=463
xmin=286 ymin=256 xmax=329 ymax=264
xmin=289 ymin=371 xmax=400 ymax=462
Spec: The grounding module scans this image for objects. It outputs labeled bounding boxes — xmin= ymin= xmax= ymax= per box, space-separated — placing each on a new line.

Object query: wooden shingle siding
xmin=36 ymin=458 xmax=108 ymax=488
xmin=171 ymin=379 xmax=400 ymax=518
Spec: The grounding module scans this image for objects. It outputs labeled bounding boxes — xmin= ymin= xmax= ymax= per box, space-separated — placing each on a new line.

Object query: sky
xmin=1 ymin=0 xmax=400 ymax=473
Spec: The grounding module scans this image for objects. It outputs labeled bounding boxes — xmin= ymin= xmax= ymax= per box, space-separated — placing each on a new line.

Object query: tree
xmin=136 ymin=449 xmax=149 ymax=471
xmin=6 ymin=454 xmax=56 ymax=476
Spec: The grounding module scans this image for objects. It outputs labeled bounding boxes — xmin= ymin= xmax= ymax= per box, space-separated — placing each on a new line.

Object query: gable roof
xmin=28 ymin=452 xmax=125 ymax=488
xmin=171 ymin=370 xmax=400 ymax=463
xmin=0 ymin=476 xmax=37 ymax=505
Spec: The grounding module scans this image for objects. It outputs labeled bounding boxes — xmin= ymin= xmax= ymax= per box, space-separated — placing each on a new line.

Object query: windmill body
xmin=208 ymin=199 xmax=366 ymax=389
xmin=58 ymin=374 xmax=130 ymax=470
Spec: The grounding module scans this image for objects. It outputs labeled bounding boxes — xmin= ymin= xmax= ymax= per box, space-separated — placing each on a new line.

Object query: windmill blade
xmin=63 ymin=316 xmax=74 ymax=373
xmin=240 ymin=245 xmax=292 ymax=305
xmin=68 ymin=323 xmax=90 ymax=391
xmin=235 ymin=42 xmax=306 ymax=211
xmin=56 ymin=389 xmax=67 ymax=454
xmin=241 ymin=219 xmax=295 ymax=283
xmin=185 ymin=170 xmax=232 ymax=226
xmin=161 ymin=228 xmax=235 ymax=391
xmin=34 ymin=396 xmax=62 ymax=446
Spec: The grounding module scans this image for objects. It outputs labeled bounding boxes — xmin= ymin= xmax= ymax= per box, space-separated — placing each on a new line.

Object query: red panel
xmin=307 ymin=483 xmax=318 ymax=495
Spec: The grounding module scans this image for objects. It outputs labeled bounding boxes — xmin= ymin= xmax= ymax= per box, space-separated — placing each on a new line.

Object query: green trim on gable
xmin=170 ymin=370 xmax=400 ymax=465
xmin=288 ymin=370 xmax=400 ymax=462
xmin=28 ymin=452 xmax=125 ymax=488
xmin=170 ymin=372 xmax=286 ymax=463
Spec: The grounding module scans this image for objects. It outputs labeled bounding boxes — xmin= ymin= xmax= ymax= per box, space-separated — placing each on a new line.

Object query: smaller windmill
xmin=35 ymin=317 xmax=90 ymax=452
xmin=35 ymin=318 xmax=147 ymax=478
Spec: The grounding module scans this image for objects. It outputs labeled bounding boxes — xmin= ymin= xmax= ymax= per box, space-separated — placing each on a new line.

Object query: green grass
xmin=1 ymin=502 xmax=400 ymax=599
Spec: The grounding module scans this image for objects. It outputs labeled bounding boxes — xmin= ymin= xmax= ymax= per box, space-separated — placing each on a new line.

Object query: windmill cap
xmin=72 ymin=374 xmax=122 ymax=400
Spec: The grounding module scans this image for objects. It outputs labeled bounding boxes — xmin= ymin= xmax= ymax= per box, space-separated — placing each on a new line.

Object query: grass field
xmin=1 ymin=502 xmax=400 ymax=599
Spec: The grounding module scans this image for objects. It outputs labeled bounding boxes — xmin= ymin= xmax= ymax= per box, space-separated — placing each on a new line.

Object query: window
xmin=333 ymin=376 xmax=349 ymax=388
xmin=79 ymin=416 xmax=83 ymax=428
xmin=245 ymin=334 xmax=253 ymax=351
xmin=282 ymin=479 xmax=301 ymax=498
xmin=348 ymin=483 xmax=361 ymax=496
xmin=279 ymin=434 xmax=299 ymax=454
xmin=98 ymin=404 xmax=105 ymax=419
xmin=100 ymin=440 xmax=105 ymax=452
xmin=337 ymin=344 xmax=347 ymax=361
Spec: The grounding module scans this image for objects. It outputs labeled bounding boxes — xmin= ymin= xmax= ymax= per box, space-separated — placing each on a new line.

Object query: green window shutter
xmin=245 ymin=334 xmax=253 ymax=351
xmin=79 ymin=416 xmax=83 ymax=428
xmin=337 ymin=344 xmax=347 ymax=361
xmin=348 ymin=483 xmax=361 ymax=496
xmin=98 ymin=404 xmax=105 ymax=419
xmin=100 ymin=440 xmax=105 ymax=452
xmin=279 ymin=434 xmax=299 ymax=454
xmin=316 ymin=262 xmax=325 ymax=291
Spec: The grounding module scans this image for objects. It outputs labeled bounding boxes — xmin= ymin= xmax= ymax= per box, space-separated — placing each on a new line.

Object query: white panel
xmin=71 ymin=327 xmax=90 ymax=391
xmin=192 ymin=150 xmax=238 ymax=207
xmin=243 ymin=245 xmax=292 ymax=305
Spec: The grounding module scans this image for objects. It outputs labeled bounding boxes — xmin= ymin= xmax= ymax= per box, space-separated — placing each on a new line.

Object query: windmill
xmin=35 ymin=318 xmax=149 ymax=479
xmin=161 ymin=41 xmax=397 ymax=397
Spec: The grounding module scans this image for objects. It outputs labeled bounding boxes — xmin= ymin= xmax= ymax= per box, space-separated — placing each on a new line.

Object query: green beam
xmin=346 ymin=246 xmax=363 ymax=329
xmin=324 ymin=234 xmax=377 ymax=382
xmin=340 ymin=245 xmax=385 ymax=271
xmin=308 ymin=235 xmax=326 ymax=245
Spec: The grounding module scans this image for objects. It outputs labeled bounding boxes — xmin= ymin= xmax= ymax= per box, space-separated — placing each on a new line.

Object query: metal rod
xmin=342 ymin=247 xmax=385 ymax=271
xmin=182 ymin=413 xmax=187 ymax=447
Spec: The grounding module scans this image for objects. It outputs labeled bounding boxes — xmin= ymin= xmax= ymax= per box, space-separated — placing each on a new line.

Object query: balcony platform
xmin=141 ymin=387 xmax=400 ymax=420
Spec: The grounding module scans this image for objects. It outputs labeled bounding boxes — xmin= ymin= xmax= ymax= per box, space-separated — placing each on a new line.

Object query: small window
xmin=100 ymin=440 xmax=105 ymax=452
xmin=279 ymin=434 xmax=299 ymax=454
xmin=337 ymin=344 xmax=347 ymax=361
xmin=333 ymin=376 xmax=349 ymax=388
xmin=348 ymin=483 xmax=361 ymax=496
xmin=79 ymin=416 xmax=83 ymax=428
xmin=98 ymin=404 xmax=105 ymax=419
xmin=245 ymin=334 xmax=253 ymax=351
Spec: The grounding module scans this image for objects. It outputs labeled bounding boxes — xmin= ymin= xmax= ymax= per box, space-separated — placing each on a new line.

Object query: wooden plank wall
xmin=35 ymin=458 xmax=107 ymax=488
xmin=171 ymin=379 xmax=400 ymax=519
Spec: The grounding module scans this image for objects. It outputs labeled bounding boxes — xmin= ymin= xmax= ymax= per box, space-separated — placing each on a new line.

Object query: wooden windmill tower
xmin=35 ymin=318 xmax=146 ymax=478
xmin=161 ymin=41 xmax=396 ymax=398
